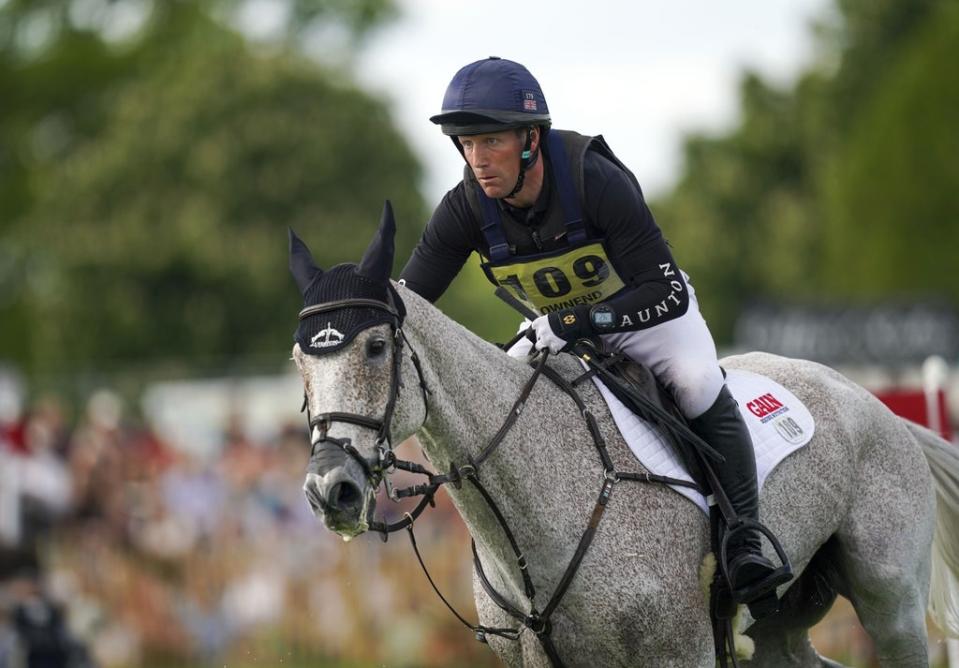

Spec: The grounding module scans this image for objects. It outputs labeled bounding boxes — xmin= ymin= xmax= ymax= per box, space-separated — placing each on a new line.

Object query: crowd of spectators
xmin=0 ymin=381 xmax=494 ymax=668
xmin=1 ymin=373 xmax=953 ymax=667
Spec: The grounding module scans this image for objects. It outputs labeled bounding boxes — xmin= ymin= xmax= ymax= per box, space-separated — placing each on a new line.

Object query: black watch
xmin=589 ymin=304 xmax=616 ymax=331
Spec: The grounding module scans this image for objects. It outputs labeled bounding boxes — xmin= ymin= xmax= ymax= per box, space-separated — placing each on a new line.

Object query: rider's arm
xmin=399 ymin=187 xmax=476 ymax=303
xmin=544 ymin=153 xmax=690 ymax=343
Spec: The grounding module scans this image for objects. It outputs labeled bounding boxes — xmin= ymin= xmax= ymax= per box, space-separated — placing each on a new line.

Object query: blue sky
xmin=354 ymin=0 xmax=833 ymax=203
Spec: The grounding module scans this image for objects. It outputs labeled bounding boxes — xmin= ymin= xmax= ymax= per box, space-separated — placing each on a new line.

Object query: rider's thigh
xmin=602 ymin=290 xmax=724 ymax=419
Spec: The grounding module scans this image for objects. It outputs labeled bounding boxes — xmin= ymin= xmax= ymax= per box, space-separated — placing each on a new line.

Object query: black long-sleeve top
xmin=400 ymin=145 xmax=689 ymax=335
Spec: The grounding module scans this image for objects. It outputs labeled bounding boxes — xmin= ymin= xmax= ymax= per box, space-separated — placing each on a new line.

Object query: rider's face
xmin=458 ymin=129 xmax=525 ymax=199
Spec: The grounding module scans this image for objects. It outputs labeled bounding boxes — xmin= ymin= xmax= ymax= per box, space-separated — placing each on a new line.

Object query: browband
xmin=298 ymin=298 xmax=398 ymax=321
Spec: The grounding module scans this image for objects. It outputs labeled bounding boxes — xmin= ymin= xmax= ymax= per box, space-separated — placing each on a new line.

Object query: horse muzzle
xmin=303 ymin=441 xmax=376 ymax=537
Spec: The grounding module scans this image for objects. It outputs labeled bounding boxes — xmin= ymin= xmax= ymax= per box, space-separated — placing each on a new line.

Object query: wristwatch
xmin=589 ymin=304 xmax=616 ymax=331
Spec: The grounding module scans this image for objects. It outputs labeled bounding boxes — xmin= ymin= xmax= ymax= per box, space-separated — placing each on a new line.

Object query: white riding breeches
xmin=508 ymin=274 xmax=724 ymax=419
xmin=600 ymin=276 xmax=724 ymax=419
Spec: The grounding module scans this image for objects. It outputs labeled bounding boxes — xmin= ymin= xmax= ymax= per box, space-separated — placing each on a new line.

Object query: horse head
xmin=290 ymin=202 xmax=428 ymax=538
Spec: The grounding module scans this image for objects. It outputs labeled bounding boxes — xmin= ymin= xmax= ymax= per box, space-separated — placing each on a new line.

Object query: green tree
xmin=821 ymin=2 xmax=959 ymax=299
xmin=0 ymin=0 xmax=394 ymax=225
xmin=652 ymin=0 xmax=954 ymax=343
xmin=21 ymin=38 xmax=423 ymax=374
xmin=656 ymin=73 xmax=819 ymax=340
xmin=0 ymin=0 xmax=424 ymax=375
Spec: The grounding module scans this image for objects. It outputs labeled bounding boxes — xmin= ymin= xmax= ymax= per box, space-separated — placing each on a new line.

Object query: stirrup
xmin=727 ymin=552 xmax=793 ymax=606
xmin=747 ymin=589 xmax=782 ymax=620
xmin=718 ymin=518 xmax=794 ymax=616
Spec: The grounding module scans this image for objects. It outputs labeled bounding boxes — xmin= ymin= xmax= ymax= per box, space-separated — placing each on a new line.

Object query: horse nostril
xmin=328 ymin=481 xmax=362 ymax=511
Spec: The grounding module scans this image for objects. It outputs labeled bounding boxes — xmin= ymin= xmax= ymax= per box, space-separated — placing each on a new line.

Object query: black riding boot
xmin=689 ymin=385 xmax=792 ymax=618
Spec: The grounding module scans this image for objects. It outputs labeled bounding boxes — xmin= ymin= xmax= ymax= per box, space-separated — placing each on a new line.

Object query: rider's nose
xmin=467 ymin=148 xmax=488 ymax=168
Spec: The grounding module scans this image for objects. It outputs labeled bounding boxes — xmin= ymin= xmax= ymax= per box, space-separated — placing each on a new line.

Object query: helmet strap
xmin=504 ymin=127 xmax=538 ymax=200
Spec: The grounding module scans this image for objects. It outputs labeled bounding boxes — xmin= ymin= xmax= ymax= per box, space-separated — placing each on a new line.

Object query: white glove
xmin=507 ymin=319 xmax=534 ymax=359
xmin=529 ymin=314 xmax=568 ymax=354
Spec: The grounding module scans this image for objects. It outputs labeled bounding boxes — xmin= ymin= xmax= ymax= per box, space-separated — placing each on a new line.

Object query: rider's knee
xmin=662 ymin=359 xmax=724 ymax=419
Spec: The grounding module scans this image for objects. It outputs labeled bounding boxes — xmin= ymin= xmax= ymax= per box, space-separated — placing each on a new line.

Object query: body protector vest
xmin=465 ymin=131 xmax=638 ymax=316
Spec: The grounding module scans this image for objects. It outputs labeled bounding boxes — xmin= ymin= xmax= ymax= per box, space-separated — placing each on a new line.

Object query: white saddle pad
xmin=590 ymin=368 xmax=815 ymax=514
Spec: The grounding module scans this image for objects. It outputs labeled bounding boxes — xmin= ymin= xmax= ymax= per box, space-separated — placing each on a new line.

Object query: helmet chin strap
xmin=504 ymin=127 xmax=539 ymax=200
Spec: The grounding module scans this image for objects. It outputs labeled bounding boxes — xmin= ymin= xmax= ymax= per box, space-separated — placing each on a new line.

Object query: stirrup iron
xmin=718 ymin=518 xmax=793 ymax=611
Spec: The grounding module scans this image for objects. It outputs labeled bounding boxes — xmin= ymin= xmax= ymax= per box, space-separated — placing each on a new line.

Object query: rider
xmin=399 ymin=56 xmax=788 ymax=615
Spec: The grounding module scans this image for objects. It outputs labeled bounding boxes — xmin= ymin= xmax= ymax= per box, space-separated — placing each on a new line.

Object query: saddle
xmin=574 ymin=349 xmax=707 ymax=486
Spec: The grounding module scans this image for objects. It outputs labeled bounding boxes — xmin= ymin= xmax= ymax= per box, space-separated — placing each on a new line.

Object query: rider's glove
xmin=507 ymin=319 xmax=535 ymax=359
xmin=528 ymin=306 xmax=592 ymax=354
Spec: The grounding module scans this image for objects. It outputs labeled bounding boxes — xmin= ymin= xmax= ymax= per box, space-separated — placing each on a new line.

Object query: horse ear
xmin=356 ymin=200 xmax=396 ymax=283
xmin=289 ymin=227 xmax=322 ymax=294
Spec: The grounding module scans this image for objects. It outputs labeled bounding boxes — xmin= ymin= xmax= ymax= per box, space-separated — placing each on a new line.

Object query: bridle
xmin=296 ymin=286 xmax=709 ymax=666
xmin=299 ymin=285 xmax=431 ymax=498
xmin=296 ymin=286 xmax=776 ymax=668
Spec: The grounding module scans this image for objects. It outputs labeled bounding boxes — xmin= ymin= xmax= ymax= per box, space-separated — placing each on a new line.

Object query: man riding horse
xmin=399 ymin=56 xmax=790 ymax=616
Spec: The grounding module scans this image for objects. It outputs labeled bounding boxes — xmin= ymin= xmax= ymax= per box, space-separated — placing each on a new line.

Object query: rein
xmin=387 ymin=350 xmax=703 ymax=667
xmin=298 ymin=290 xmax=712 ymax=667
xmin=301 ymin=293 xmax=701 ymax=666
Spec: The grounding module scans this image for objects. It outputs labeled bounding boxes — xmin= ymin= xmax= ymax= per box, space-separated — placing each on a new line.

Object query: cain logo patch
xmin=311 ymin=322 xmax=345 ymax=349
xmin=746 ymin=392 xmax=788 ymax=423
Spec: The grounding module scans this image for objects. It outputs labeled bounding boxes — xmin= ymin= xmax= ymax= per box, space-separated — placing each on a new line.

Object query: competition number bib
xmin=484 ymin=242 xmax=625 ymax=315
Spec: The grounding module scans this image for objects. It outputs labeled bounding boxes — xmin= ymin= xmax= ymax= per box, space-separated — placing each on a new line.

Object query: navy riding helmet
xmin=430 ymin=57 xmax=552 ymax=198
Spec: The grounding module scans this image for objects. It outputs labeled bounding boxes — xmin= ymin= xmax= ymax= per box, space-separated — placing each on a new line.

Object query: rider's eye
xmin=367 ymin=338 xmax=387 ymax=357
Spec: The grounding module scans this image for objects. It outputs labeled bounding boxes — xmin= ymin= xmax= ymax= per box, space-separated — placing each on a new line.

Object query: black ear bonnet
xmin=290 ymin=202 xmax=403 ymax=356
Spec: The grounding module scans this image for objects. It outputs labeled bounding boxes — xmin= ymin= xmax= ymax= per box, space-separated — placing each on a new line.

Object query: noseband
xmin=300 ymin=286 xmax=431 ymax=492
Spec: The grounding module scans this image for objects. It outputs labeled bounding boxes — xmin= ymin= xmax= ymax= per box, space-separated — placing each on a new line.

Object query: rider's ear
xmin=289 ymin=227 xmax=322 ymax=294
xmin=356 ymin=200 xmax=396 ymax=284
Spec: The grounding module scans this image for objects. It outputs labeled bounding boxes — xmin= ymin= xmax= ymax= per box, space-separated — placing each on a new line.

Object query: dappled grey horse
xmin=290 ymin=205 xmax=959 ymax=667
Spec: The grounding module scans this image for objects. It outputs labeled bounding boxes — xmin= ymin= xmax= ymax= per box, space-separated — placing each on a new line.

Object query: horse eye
xmin=367 ymin=338 xmax=387 ymax=357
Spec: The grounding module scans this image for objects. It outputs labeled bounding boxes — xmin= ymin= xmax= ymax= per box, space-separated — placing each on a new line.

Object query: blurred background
xmin=1 ymin=0 xmax=957 ymax=666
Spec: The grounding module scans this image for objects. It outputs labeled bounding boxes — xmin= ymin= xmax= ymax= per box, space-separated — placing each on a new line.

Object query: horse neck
xmin=396 ymin=283 xmax=533 ymax=467
xmin=397 ymin=284 xmax=610 ymax=602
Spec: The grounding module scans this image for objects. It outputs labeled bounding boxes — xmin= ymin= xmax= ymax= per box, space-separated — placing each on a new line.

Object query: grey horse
xmin=291 ymin=207 xmax=959 ymax=667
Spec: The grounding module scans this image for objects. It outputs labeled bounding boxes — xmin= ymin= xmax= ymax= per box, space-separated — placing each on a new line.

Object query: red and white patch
xmin=745 ymin=393 xmax=788 ymax=423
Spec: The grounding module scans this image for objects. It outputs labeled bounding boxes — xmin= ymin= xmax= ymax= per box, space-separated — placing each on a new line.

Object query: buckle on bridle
xmin=379 ymin=448 xmax=396 ymax=471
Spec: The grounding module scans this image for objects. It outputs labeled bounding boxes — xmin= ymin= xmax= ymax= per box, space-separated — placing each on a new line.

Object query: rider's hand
xmin=527 ymin=307 xmax=594 ymax=354
xmin=528 ymin=314 xmax=570 ymax=354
